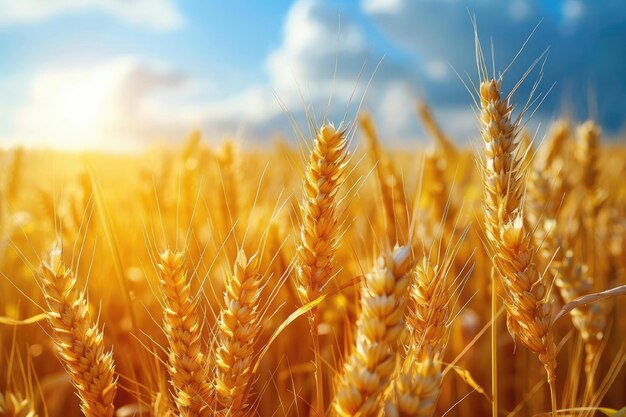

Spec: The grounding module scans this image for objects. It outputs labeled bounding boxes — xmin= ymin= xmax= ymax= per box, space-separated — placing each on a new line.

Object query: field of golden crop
xmin=1 ymin=55 xmax=626 ymax=417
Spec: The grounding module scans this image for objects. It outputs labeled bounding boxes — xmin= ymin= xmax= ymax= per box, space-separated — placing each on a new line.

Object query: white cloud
xmin=362 ymin=0 xmax=403 ymax=15
xmin=266 ymin=0 xmax=369 ymax=107
xmin=508 ymin=0 xmax=532 ymax=21
xmin=562 ymin=0 xmax=584 ymax=22
xmin=0 ymin=0 xmax=183 ymax=31
xmin=424 ymin=59 xmax=450 ymax=81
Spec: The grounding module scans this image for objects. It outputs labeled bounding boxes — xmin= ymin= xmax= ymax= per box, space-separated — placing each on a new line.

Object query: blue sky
xmin=0 ymin=0 xmax=624 ymax=151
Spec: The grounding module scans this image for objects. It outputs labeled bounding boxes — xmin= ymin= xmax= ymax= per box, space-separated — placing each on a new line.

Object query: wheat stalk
xmin=215 ymin=250 xmax=264 ymax=415
xmin=157 ymin=249 xmax=213 ymax=417
xmin=334 ymin=245 xmax=415 ymax=417
xmin=39 ymin=246 xmax=117 ymax=417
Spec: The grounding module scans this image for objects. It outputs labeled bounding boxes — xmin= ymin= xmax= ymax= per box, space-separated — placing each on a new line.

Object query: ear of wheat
xmin=359 ymin=113 xmax=409 ymax=244
xmin=157 ymin=249 xmax=213 ymax=417
xmin=576 ymin=121 xmax=601 ymax=193
xmin=217 ymin=139 xmax=244 ymax=235
xmin=39 ymin=246 xmax=117 ymax=417
xmin=296 ymin=123 xmax=348 ymax=305
xmin=409 ymin=258 xmax=451 ymax=359
xmin=496 ymin=216 xmax=557 ymax=384
xmin=478 ymin=78 xmax=558 ymax=410
xmin=215 ymin=249 xmax=264 ymax=415
xmin=334 ymin=245 xmax=415 ymax=417
xmin=295 ymin=123 xmax=349 ymax=415
xmin=417 ymin=101 xmax=457 ymax=162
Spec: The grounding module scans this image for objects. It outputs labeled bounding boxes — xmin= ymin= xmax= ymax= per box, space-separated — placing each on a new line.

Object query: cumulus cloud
xmin=0 ymin=0 xmax=183 ymax=31
xmin=167 ymin=0 xmax=422 ymax=144
xmin=362 ymin=0 xmax=626 ymax=132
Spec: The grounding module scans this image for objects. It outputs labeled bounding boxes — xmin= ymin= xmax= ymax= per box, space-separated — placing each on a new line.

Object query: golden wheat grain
xmin=478 ymin=79 xmax=523 ymax=239
xmin=157 ymin=249 xmax=212 ymax=417
xmin=408 ymin=257 xmax=451 ymax=358
xmin=296 ymin=123 xmax=348 ymax=305
xmin=385 ymin=356 xmax=442 ymax=417
xmin=215 ymin=250 xmax=264 ymax=415
xmin=554 ymin=250 xmax=609 ymax=390
xmin=0 ymin=391 xmax=37 ymax=417
xmin=334 ymin=245 xmax=415 ymax=417
xmin=496 ymin=217 xmax=557 ymax=383
xmin=421 ymin=151 xmax=455 ymax=229
xmin=39 ymin=247 xmax=117 ymax=417
xmin=150 ymin=392 xmax=175 ymax=417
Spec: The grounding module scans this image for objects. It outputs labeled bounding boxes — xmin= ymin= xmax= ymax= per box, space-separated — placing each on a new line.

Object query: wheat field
xmin=1 ymin=35 xmax=626 ymax=417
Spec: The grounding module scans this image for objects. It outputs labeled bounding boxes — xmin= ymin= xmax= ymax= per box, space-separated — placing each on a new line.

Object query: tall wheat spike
xmin=158 ymin=249 xmax=213 ymax=417
xmin=296 ymin=123 xmax=349 ymax=415
xmin=334 ymin=245 xmax=415 ymax=417
xmin=215 ymin=250 xmax=264 ymax=415
xmin=477 ymin=78 xmax=558 ymax=412
xmin=39 ymin=246 xmax=117 ymax=417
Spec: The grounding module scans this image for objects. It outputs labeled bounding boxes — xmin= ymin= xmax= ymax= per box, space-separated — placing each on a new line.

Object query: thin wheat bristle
xmin=215 ymin=249 xmax=264 ymax=415
xmin=39 ymin=247 xmax=117 ymax=417
xmin=334 ymin=245 xmax=415 ymax=417
xmin=157 ymin=249 xmax=212 ymax=417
